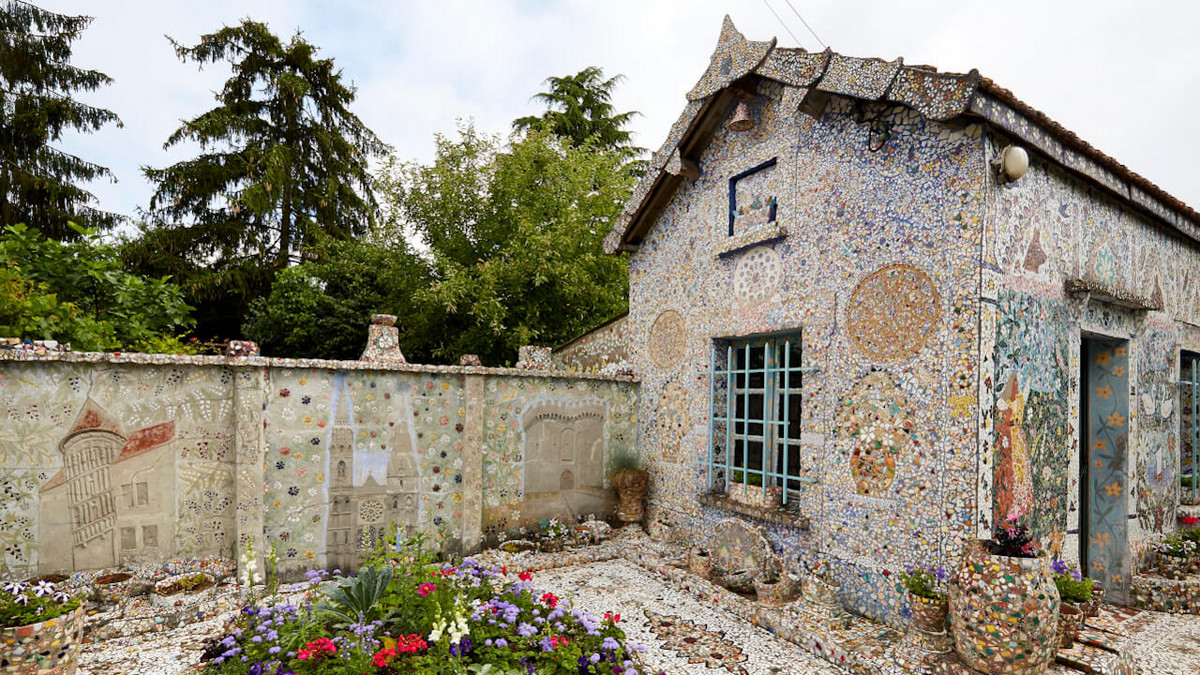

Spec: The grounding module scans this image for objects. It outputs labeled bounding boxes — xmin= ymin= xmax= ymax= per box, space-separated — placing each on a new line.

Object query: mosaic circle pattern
xmin=358 ymin=498 xmax=384 ymax=524
xmin=846 ymin=264 xmax=940 ymax=361
xmin=648 ymin=310 xmax=687 ymax=369
xmin=837 ymin=372 xmax=914 ymax=497
xmin=732 ymin=246 xmax=782 ymax=307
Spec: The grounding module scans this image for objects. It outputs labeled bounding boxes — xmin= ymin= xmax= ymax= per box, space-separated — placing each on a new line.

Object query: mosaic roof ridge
xmin=604 ymin=18 xmax=1199 ymax=253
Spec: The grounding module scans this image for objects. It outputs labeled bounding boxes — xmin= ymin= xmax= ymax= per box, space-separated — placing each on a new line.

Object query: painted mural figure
xmin=38 ymin=398 xmax=177 ymax=572
xmin=325 ymin=379 xmax=419 ymax=571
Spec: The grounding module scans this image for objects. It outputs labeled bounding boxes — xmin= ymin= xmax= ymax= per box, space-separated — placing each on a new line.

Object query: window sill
xmin=698 ymin=493 xmax=810 ymax=530
xmin=714 ymin=222 xmax=787 ymax=259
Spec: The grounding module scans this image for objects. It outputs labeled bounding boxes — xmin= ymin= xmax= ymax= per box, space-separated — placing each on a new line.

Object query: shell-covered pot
xmin=909 ymin=592 xmax=949 ymax=633
xmin=1056 ymin=602 xmax=1084 ymax=648
xmin=689 ymin=548 xmax=713 ymax=580
xmin=948 ymin=539 xmax=1060 ymax=674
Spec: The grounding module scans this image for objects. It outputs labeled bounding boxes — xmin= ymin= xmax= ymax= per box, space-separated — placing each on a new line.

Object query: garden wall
xmin=0 ymin=351 xmax=636 ymax=578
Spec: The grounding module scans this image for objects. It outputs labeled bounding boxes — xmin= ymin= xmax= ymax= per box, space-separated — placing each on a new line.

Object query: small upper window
xmin=728 ymin=158 xmax=778 ymax=237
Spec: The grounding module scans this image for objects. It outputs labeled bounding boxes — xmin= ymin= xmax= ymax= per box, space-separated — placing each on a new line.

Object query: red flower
xmin=518 ymin=570 xmax=532 ymax=582
xmin=540 ymin=592 xmax=559 ymax=608
xmin=604 ymin=611 xmax=621 ymax=624
xmin=297 ymin=637 xmax=336 ymax=661
xmin=1183 ymin=515 xmax=1200 ymax=527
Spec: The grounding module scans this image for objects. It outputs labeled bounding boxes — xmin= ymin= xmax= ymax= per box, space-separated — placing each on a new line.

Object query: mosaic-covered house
xmin=603 ymin=17 xmax=1200 ymax=621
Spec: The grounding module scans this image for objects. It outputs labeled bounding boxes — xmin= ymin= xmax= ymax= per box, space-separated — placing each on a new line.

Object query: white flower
xmin=53 ymin=591 xmax=71 ymax=603
xmin=13 ymin=593 xmax=29 ymax=606
xmin=32 ymin=581 xmax=55 ymax=597
xmin=3 ymin=581 xmax=26 ymax=596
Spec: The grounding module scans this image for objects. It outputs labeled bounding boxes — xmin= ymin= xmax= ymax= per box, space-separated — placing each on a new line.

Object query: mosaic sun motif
xmin=732 ymin=246 xmax=782 ymax=307
xmin=846 ymin=264 xmax=940 ymax=361
xmin=642 ymin=610 xmax=749 ymax=675
xmin=838 ymin=372 xmax=914 ymax=497
xmin=648 ymin=310 xmax=687 ymax=369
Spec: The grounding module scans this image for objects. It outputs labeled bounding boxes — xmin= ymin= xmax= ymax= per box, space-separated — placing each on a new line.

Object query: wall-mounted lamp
xmin=997 ymin=145 xmax=1029 ymax=183
xmin=729 ymin=100 xmax=754 ymax=131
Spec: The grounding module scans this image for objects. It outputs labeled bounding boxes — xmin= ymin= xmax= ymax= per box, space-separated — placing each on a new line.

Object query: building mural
xmin=601 ymin=17 xmax=1200 ymax=625
xmin=0 ymin=354 xmax=636 ymax=578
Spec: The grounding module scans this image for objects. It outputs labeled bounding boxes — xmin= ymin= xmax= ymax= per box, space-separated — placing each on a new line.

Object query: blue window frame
xmin=708 ymin=332 xmax=810 ymax=505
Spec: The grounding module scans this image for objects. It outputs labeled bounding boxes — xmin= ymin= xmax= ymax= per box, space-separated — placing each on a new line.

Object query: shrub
xmin=896 ymin=565 xmax=947 ymax=601
xmin=0 ymin=580 xmax=81 ymax=628
xmin=1050 ymin=561 xmax=1093 ymax=604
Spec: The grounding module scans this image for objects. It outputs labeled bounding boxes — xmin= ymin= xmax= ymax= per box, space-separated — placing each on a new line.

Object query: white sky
xmin=45 ymin=1 xmax=1200 ymax=220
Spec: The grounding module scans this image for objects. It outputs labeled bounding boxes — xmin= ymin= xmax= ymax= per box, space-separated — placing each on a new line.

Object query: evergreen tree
xmin=0 ymin=0 xmax=122 ymax=238
xmin=513 ymin=66 xmax=642 ymax=158
xmin=133 ymin=20 xmax=388 ymax=339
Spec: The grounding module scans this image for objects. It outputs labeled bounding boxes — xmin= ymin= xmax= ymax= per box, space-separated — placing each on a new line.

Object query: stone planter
xmin=0 ymin=605 xmax=86 ymax=675
xmin=726 ymin=482 xmax=782 ymax=509
xmin=1057 ymin=603 xmax=1084 ymax=648
xmin=612 ymin=469 xmax=649 ymax=524
xmin=948 ymin=539 xmax=1060 ymax=674
xmin=909 ymin=592 xmax=949 ymax=633
xmin=689 ymin=548 xmax=713 ymax=580
xmin=1158 ymin=554 xmax=1191 ymax=580
xmin=754 ymin=574 xmax=798 ymax=606
xmin=150 ymin=572 xmax=216 ymax=609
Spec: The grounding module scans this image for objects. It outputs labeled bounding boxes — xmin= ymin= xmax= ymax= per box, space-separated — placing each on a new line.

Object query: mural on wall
xmin=0 ymin=363 xmax=235 ymax=575
xmin=992 ymin=290 xmax=1072 ymax=556
xmin=481 ymin=378 xmax=636 ymax=542
xmin=1134 ymin=327 xmax=1178 ymax=535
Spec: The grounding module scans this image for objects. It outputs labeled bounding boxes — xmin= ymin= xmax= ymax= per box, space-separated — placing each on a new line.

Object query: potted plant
xmin=948 ymin=507 xmax=1060 ymax=674
xmin=726 ymin=469 xmax=782 ymax=509
xmin=609 ymin=448 xmax=649 ymax=525
xmin=1050 ymin=561 xmax=1093 ymax=648
xmin=1 ymin=580 xmax=85 ymax=675
xmin=689 ymin=547 xmax=713 ymax=580
xmin=753 ymin=553 xmax=798 ymax=605
xmin=898 ymin=564 xmax=949 ymax=634
xmin=1181 ymin=515 xmax=1200 ymax=574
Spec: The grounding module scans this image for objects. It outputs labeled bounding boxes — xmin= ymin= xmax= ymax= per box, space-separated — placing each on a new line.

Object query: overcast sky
xmin=46 ymin=1 xmax=1200 ymax=221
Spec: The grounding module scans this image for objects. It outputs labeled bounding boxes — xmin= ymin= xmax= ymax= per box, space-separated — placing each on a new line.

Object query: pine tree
xmin=513 ymin=67 xmax=642 ymax=158
xmin=133 ymin=20 xmax=388 ymax=339
xmin=0 ymin=0 xmax=122 ymax=238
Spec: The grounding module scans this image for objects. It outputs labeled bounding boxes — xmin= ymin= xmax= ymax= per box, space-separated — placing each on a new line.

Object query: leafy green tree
xmin=383 ymin=123 xmax=633 ymax=365
xmin=0 ymin=224 xmax=195 ymax=352
xmin=513 ymin=66 xmax=642 ymax=158
xmin=241 ymin=235 xmax=431 ymax=360
xmin=0 ymin=1 xmax=122 ymax=238
xmin=133 ymin=19 xmax=388 ymax=339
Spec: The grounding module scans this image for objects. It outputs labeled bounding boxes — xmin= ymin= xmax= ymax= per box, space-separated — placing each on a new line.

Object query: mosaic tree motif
xmin=992 ymin=291 xmax=1071 ymax=554
xmin=648 ymin=310 xmax=687 ymax=369
xmin=732 ymin=246 xmax=781 ymax=307
xmin=838 ymin=372 xmax=914 ymax=497
xmin=1134 ymin=329 xmax=1178 ymax=534
xmin=846 ymin=264 xmax=940 ymax=362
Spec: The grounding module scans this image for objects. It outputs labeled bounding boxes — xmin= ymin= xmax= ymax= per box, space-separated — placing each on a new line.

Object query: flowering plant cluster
xmin=987 ymin=506 xmax=1041 ymax=558
xmin=200 ymin=533 xmax=655 ymax=675
xmin=1049 ymin=561 xmax=1094 ymax=604
xmin=896 ymin=565 xmax=947 ymax=601
xmin=1181 ymin=515 xmax=1200 ymax=545
xmin=1154 ymin=534 xmax=1199 ymax=559
xmin=0 ymin=579 xmax=80 ymax=628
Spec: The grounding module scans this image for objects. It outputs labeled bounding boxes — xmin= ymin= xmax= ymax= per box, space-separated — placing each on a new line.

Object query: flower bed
xmin=197 ymin=534 xmax=657 ymax=675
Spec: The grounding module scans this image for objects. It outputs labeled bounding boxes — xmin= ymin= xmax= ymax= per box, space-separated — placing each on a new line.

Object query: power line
xmin=783 ymin=0 xmax=827 ymax=49
xmin=760 ymin=0 xmax=804 ymax=48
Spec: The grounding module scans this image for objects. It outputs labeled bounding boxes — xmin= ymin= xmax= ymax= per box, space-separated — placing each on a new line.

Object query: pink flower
xmin=1006 ymin=505 xmax=1024 ymax=522
xmin=417 ymin=582 xmax=436 ymax=596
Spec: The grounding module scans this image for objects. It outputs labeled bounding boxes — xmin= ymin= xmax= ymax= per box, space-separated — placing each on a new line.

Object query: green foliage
xmin=730 ymin=469 xmax=764 ymax=487
xmin=607 ymin=447 xmax=642 ymax=476
xmin=1054 ymin=574 xmax=1094 ymax=604
xmin=0 ymin=223 xmax=194 ymax=351
xmin=0 ymin=1 xmax=123 ymax=238
xmin=319 ymin=565 xmax=394 ymax=626
xmin=896 ymin=565 xmax=948 ymax=601
xmin=134 ymin=19 xmax=387 ymax=339
xmin=242 ymin=236 xmax=430 ymax=359
xmin=0 ymin=581 xmax=80 ymax=628
xmin=383 ymin=123 xmax=633 ymax=365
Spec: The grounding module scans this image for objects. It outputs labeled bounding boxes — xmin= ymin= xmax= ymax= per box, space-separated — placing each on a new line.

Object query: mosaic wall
xmin=0 ymin=355 xmax=636 ymax=577
xmin=982 ymin=136 xmax=1200 ymax=588
xmin=552 ymin=314 xmax=631 ymax=373
xmin=627 ymin=75 xmax=987 ymax=626
xmin=0 ymin=362 xmax=236 ymax=574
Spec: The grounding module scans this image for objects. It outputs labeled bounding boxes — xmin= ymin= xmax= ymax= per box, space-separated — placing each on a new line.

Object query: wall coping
xmin=0 ymin=349 xmax=638 ymax=383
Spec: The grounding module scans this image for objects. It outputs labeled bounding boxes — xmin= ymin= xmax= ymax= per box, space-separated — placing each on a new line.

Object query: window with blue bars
xmin=708 ymin=333 xmax=807 ymax=504
xmin=1182 ymin=351 xmax=1199 ymax=505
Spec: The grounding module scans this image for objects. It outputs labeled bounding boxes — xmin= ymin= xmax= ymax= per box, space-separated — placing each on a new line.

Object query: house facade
xmin=605 ymin=17 xmax=1200 ymax=623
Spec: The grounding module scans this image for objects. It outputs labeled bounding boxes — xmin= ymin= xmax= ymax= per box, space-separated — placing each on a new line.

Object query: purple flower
xmin=602 ymin=636 xmax=620 ymax=651
xmin=32 ymin=581 xmax=55 ymax=597
xmin=934 ymin=566 xmax=947 ymax=582
xmin=495 ymin=638 xmax=508 ymax=648
xmin=517 ymin=623 xmax=536 ymax=637
xmin=1050 ymin=560 xmax=1068 ymax=575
